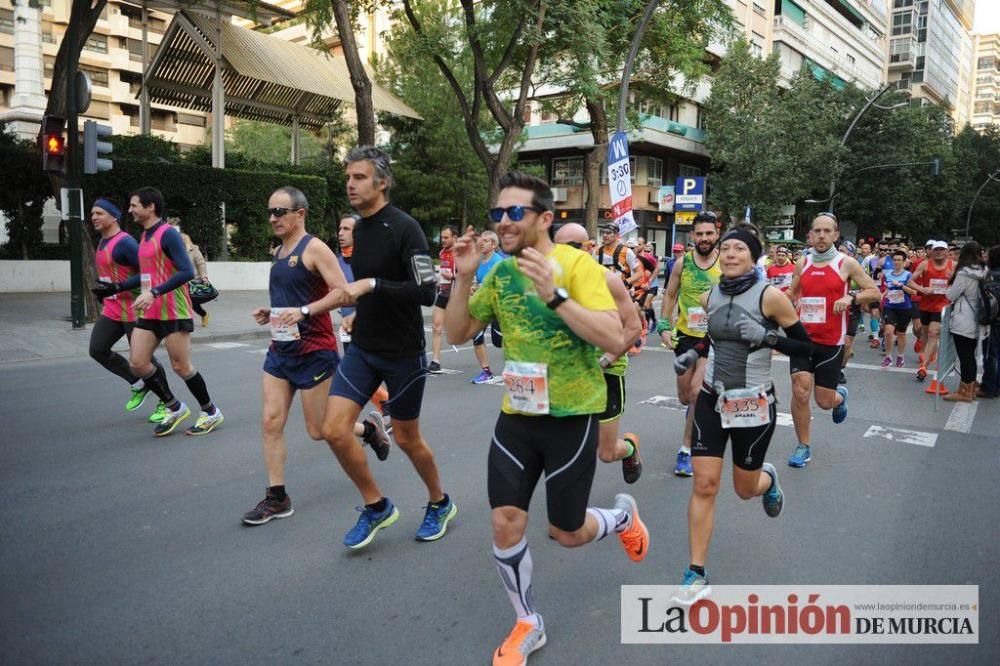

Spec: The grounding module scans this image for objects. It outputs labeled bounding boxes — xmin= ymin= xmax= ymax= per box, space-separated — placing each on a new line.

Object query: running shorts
xmin=692 ymin=386 xmax=777 ymax=471
xmin=263 ymin=349 xmax=339 ymax=391
xmin=331 ymin=343 xmax=427 ymax=420
xmin=135 ymin=318 xmax=194 ymax=339
xmin=488 ymin=412 xmax=598 ymax=532
xmin=473 ymin=320 xmax=503 ymax=348
xmin=919 ymin=309 xmax=942 ymax=326
xmin=675 ymin=332 xmax=709 ymax=358
xmin=434 ymin=291 xmax=450 ymax=309
xmin=598 ymin=373 xmax=625 ymax=423
xmin=789 ymin=343 xmax=844 ymax=390
xmin=882 ymin=308 xmax=911 ymax=333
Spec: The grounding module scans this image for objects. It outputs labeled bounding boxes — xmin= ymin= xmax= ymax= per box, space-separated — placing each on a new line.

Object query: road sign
xmin=607 ymin=131 xmax=636 ymax=235
xmin=657 ymin=185 xmax=674 ymax=212
xmin=674 ymin=211 xmax=697 ymax=227
xmin=675 ymin=177 xmax=705 ymax=211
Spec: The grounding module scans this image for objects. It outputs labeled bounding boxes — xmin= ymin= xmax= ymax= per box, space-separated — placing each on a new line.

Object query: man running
xmin=784 ymin=214 xmax=879 ymax=468
xmin=125 ymin=187 xmax=223 ymax=437
xmin=908 ymin=240 xmax=934 ymax=353
xmin=595 ymin=221 xmax=641 ymax=289
xmin=765 ymin=245 xmax=794 ymax=293
xmin=881 ymin=249 xmax=916 ymax=368
xmin=658 ymin=212 xmax=721 ymax=477
xmin=471 ymin=230 xmax=505 ymax=384
xmin=324 ymin=145 xmax=455 ymax=550
xmin=555 ymin=222 xmax=644 ymax=484
xmin=908 ymin=240 xmax=954 ymax=388
xmin=445 ymin=172 xmax=648 ymax=666
xmin=428 ymin=225 xmax=457 ymax=373
xmin=88 ymin=197 xmax=166 ymax=424
xmin=242 ymin=189 xmax=389 ymax=526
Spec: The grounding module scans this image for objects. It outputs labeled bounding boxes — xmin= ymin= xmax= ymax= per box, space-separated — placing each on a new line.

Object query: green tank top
xmin=676 ymin=251 xmax=721 ymax=338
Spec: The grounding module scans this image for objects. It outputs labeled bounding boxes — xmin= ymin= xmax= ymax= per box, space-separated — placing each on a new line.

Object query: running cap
xmin=925 ymin=239 xmax=936 ymax=247
xmin=931 ymin=240 xmax=948 ymax=250
xmin=92 ymin=197 xmax=121 ymax=220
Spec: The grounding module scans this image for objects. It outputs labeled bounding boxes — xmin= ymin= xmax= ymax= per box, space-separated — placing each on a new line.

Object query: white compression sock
xmin=493 ymin=538 xmax=539 ymax=626
xmin=587 ymin=506 xmax=629 ymax=541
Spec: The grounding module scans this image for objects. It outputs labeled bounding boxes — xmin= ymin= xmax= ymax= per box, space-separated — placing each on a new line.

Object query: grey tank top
xmin=704 ymin=279 xmax=777 ymax=393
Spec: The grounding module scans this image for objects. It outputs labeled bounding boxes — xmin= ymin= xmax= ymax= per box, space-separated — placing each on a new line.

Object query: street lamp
xmin=965 ymin=167 xmax=1000 ymax=238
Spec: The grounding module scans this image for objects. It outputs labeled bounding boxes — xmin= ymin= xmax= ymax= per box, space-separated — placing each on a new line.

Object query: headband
xmin=93 ymin=197 xmax=121 ymax=220
xmin=720 ymin=228 xmax=762 ymax=262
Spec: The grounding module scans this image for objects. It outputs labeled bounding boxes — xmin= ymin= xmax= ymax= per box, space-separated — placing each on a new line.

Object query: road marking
xmin=206 ymin=342 xmax=249 ymax=349
xmin=638 ymin=394 xmax=806 ymax=427
xmin=428 ymin=368 xmax=463 ymax=376
xmin=863 ymin=425 xmax=937 ymax=448
xmin=643 ymin=345 xmax=917 ymax=375
xmin=944 ymin=401 xmax=978 ymax=434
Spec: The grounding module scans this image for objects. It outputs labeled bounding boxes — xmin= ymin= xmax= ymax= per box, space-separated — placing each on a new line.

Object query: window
xmin=0 ymin=47 xmax=13 ymax=72
xmin=0 ymin=9 xmax=13 ymax=35
xmin=551 ymin=157 xmax=584 ymax=186
xmin=751 ymin=32 xmax=765 ymax=58
xmin=84 ymin=34 xmax=108 ymax=54
xmin=979 ymin=56 xmax=997 ymax=71
xmin=84 ymin=101 xmax=110 ymax=120
xmin=42 ymin=23 xmax=57 ymax=44
xmin=44 ymin=54 xmax=55 ymax=78
xmin=647 ymin=157 xmax=664 ymax=187
xmin=893 ymin=0 xmax=913 ymax=7
xmin=678 ymin=164 xmax=702 ymax=178
xmin=752 ymin=2 xmax=766 ymax=16
xmin=696 ymin=105 xmax=706 ymax=130
xmin=79 ymin=65 xmax=108 ymax=87
xmin=892 ymin=12 xmax=913 ymax=36
xmin=177 ymin=113 xmax=207 ymax=127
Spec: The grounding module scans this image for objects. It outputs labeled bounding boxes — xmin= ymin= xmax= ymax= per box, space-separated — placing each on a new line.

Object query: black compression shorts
xmin=789 ymin=343 xmax=844 ymax=390
xmin=488 ymin=412 xmax=598 ymax=532
xmin=882 ymin=308 xmax=911 ymax=333
xmin=433 ymin=291 xmax=450 ymax=309
xmin=675 ymin=333 xmax=709 ymax=358
xmin=919 ymin=309 xmax=942 ymax=325
xmin=691 ymin=386 xmax=777 ymax=471
xmin=135 ymin=318 xmax=194 ymax=339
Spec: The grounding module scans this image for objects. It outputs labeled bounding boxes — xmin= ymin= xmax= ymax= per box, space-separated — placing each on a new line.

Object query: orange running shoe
xmin=917 ymin=365 xmax=928 ymax=381
xmin=370 ymin=384 xmax=389 ymax=416
xmin=914 ymin=338 xmax=924 ymax=354
xmin=493 ymin=618 xmax=546 ymax=666
xmin=614 ymin=493 xmax=649 ymax=562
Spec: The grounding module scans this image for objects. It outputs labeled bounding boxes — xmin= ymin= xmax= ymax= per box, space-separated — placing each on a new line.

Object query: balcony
xmin=889 ymin=51 xmax=915 ymax=72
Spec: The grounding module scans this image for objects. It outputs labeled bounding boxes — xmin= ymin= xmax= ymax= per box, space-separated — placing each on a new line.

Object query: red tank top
xmin=766 ymin=263 xmax=794 ymax=292
xmin=918 ymin=260 xmax=953 ymax=313
xmin=96 ymin=231 xmax=137 ymax=322
xmin=798 ymin=253 xmax=848 ymax=346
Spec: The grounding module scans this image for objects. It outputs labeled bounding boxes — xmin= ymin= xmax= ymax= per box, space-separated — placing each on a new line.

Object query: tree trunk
xmin=331 ymin=0 xmax=375 ymax=145
xmin=584 ymin=98 xmax=610 ymax=238
xmin=82 ymin=227 xmax=99 ymax=321
xmin=44 ymin=0 xmax=106 ymax=121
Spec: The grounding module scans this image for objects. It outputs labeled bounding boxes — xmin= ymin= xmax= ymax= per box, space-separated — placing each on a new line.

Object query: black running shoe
xmin=622 ymin=433 xmax=642 ymax=484
xmin=242 ymin=493 xmax=294 ymax=525
xmin=428 ymin=361 xmax=442 ymax=373
xmin=362 ymin=410 xmax=391 ymax=461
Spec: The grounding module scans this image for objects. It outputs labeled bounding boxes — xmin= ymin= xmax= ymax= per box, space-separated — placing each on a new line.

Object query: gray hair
xmin=481 ymin=230 xmax=498 ymax=244
xmin=344 ymin=145 xmax=394 ymax=192
xmin=273 ymin=186 xmax=309 ymax=212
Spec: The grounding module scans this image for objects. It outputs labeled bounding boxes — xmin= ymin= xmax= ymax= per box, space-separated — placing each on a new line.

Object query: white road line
xmin=206 ymin=342 xmax=249 ymax=349
xmin=638 ymin=394 xmax=808 ymax=427
xmin=944 ymin=401 xmax=978 ymax=434
xmin=863 ymin=425 xmax=938 ymax=448
xmin=642 ymin=345 xmax=917 ymax=375
xmin=428 ymin=368 xmax=463 ymax=376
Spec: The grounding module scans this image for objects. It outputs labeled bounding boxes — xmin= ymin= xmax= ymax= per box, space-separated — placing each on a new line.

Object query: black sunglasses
xmin=565 ymin=241 xmax=584 ymax=249
xmin=268 ymin=207 xmax=302 ymax=218
xmin=487 ymin=205 xmax=543 ymax=223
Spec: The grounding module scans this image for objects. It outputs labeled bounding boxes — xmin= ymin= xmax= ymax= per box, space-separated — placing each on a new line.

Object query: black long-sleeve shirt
xmin=350 ymin=203 xmax=435 ymax=358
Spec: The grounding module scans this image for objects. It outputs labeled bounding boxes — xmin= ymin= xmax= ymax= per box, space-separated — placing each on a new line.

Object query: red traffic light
xmin=45 ymin=134 xmax=65 ymax=155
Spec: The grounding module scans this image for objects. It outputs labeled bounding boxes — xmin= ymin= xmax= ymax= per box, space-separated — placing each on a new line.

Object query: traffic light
xmin=40 ymin=114 xmax=66 ymax=174
xmin=930 ymin=156 xmax=942 ymax=176
xmin=83 ymin=120 xmax=113 ymax=174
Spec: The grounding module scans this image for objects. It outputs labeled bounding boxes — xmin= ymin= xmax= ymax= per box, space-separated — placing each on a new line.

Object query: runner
xmin=658 ymin=212 xmax=721 ymax=477
xmin=838 ymin=241 xmax=860 ymax=385
xmin=88 ymin=196 xmax=167 ymax=424
xmin=908 ymin=240 xmax=934 ymax=353
xmin=765 ymin=245 xmax=794 ymax=293
xmin=881 ymin=250 xmax=916 ymax=368
xmin=429 ymin=225 xmax=457 ymax=372
xmin=444 ymin=172 xmax=648 ymax=665
xmin=124 ymin=187 xmax=223 ymax=437
xmin=324 ymin=145 xmax=455 ymax=549
xmin=471 ymin=230 xmax=505 ymax=384
xmin=555 ymin=223 xmax=644 ymax=484
xmin=908 ymin=240 xmax=954 ymax=388
xmin=595 ymin=221 xmax=641 ymax=289
xmin=671 ymin=224 xmax=814 ymax=605
xmin=784 ymin=214 xmax=879 ymax=468
xmin=242 ymin=188 xmax=391 ymax=526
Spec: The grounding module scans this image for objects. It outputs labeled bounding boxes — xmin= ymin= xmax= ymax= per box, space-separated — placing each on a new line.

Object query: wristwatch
xmin=599 ymin=355 xmax=613 ymax=370
xmin=369 ymin=277 xmax=377 ymax=292
xmin=850 ymin=293 xmax=858 ymax=306
xmin=300 ymin=305 xmax=311 ymax=318
xmin=764 ymin=329 xmax=779 ymax=348
xmin=546 ymin=287 xmax=569 ymax=310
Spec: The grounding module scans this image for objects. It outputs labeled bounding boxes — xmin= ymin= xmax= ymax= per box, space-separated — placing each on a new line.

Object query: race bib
xmin=269 ymin=306 xmax=301 ymax=342
xmin=770 ymin=274 xmax=792 ymax=289
xmin=339 ymin=327 xmax=352 ymax=344
xmin=687 ymin=306 xmax=709 ymax=334
xmin=929 ymin=278 xmax=948 ymax=295
xmin=502 ymin=361 xmax=549 ymax=415
xmin=717 ymin=385 xmax=771 ymax=430
xmin=799 ymin=297 xmax=826 ymax=324
xmin=140 ymin=273 xmax=152 ymax=295
xmin=887 ymin=289 xmax=905 ymax=304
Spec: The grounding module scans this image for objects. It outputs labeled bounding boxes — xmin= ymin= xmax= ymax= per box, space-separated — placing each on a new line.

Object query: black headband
xmin=720 ymin=228 xmax=762 ymax=262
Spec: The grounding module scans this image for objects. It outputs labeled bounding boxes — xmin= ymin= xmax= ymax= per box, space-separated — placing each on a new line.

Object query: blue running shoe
xmin=343 ymin=499 xmax=399 ymax=550
xmin=415 ymin=495 xmax=457 ymax=541
xmin=832 ymin=385 xmax=848 ymax=424
xmin=472 ymin=369 xmax=494 ymax=384
xmin=760 ymin=462 xmax=783 ymax=517
xmin=670 ymin=568 xmax=711 ymax=606
xmin=788 ymin=444 xmax=811 ymax=468
xmin=674 ymin=450 xmax=693 ymax=477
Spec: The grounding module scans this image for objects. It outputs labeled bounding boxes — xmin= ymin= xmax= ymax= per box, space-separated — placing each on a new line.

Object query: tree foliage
xmin=0 ymin=122 xmax=51 ymax=259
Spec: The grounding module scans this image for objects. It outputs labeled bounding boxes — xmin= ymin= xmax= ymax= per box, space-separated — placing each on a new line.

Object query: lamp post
xmin=965 ymin=167 xmax=1000 ymax=238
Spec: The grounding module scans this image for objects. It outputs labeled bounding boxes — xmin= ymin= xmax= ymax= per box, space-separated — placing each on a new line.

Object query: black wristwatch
xmin=764 ymin=330 xmax=779 ymax=348
xmin=850 ymin=293 xmax=858 ymax=306
xmin=546 ymin=287 xmax=569 ymax=310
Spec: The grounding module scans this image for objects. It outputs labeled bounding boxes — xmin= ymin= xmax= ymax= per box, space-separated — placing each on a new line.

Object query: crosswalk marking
xmin=944 ymin=401 xmax=978 ymax=434
xmin=206 ymin=342 xmax=250 ymax=349
xmin=863 ymin=425 xmax=938 ymax=448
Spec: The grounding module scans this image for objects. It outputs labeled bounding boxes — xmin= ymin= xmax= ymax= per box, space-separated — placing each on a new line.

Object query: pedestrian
xmin=943 ymin=242 xmax=989 ymax=402
xmin=429 ymin=225 xmax=457 ymax=373
xmin=470 ymin=230 xmax=504 ymax=384
xmin=978 ymin=245 xmax=1000 ymax=398
xmin=168 ymin=217 xmax=212 ymax=327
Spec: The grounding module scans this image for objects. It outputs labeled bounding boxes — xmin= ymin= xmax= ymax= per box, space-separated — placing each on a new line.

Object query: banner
xmin=607 ymin=131 xmax=636 ymax=235
xmin=658 ymin=186 xmax=674 ymax=213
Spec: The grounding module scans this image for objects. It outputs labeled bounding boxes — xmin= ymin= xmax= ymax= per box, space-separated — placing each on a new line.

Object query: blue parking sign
xmin=675 ymin=177 xmax=705 ymax=211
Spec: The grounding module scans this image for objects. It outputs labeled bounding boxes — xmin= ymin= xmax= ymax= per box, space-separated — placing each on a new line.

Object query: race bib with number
xmin=799 ymin=297 xmax=826 ymax=324
xmin=717 ymin=385 xmax=771 ymax=429
xmin=770 ymin=274 xmax=792 ymax=289
xmin=887 ymin=289 xmax=905 ymax=304
xmin=140 ymin=273 xmax=152 ymax=295
xmin=929 ymin=278 xmax=948 ymax=295
xmin=687 ymin=306 xmax=709 ymax=334
xmin=269 ymin=307 xmax=301 ymax=342
xmin=502 ymin=361 xmax=550 ymax=415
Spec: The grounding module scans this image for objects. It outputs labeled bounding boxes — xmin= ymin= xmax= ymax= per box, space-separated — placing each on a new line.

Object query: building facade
xmin=970 ymin=32 xmax=1000 ymax=132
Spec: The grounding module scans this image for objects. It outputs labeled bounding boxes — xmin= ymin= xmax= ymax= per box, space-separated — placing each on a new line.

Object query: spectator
xmin=978 ymin=245 xmax=1000 ymax=398
xmin=943 ymin=241 xmax=988 ymax=402
xmin=168 ymin=217 xmax=211 ymax=327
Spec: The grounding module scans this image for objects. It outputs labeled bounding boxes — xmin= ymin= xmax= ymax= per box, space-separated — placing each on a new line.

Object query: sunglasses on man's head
xmin=487 ymin=205 xmax=543 ymax=223
xmin=268 ymin=207 xmax=301 ymax=218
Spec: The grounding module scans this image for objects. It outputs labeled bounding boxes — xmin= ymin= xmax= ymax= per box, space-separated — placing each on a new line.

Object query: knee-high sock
xmin=494 ymin=538 xmax=536 ymax=621
xmin=142 ymin=365 xmax=177 ymax=407
xmin=181 ymin=370 xmax=213 ymax=412
xmin=587 ymin=506 xmax=629 ymax=542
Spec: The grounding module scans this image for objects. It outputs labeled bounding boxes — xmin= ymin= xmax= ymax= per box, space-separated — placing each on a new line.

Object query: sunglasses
xmin=268 ymin=207 xmax=302 ymax=218
xmin=487 ymin=205 xmax=543 ymax=223
xmin=565 ymin=241 xmax=584 ymax=249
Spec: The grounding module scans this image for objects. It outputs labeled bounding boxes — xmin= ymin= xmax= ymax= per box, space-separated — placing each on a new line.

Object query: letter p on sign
xmin=682 ymin=179 xmax=696 ymax=194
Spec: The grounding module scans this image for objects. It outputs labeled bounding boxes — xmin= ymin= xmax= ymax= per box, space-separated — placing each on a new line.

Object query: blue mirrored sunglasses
xmin=487 ymin=205 xmax=543 ymax=223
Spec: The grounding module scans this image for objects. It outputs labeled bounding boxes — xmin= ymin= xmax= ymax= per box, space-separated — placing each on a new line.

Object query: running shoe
xmin=896 ymin=356 xmax=905 ymax=368
xmin=186 ymin=408 xmax=224 ymax=436
xmin=671 ymin=568 xmax=712 ymax=606
xmin=914 ymin=338 xmax=924 ymax=354
xmin=428 ymin=361 xmax=442 ymax=373
xmin=201 ymin=312 xmax=210 ymax=327
xmin=858 ymin=323 xmax=866 ymax=333
xmin=472 ymin=368 xmax=494 ymax=384
xmin=147 ymin=401 xmax=167 ymax=424
xmin=869 ymin=337 xmax=880 ymax=349
xmin=493 ymin=617 xmax=546 ymax=666
xmin=614 ymin=493 xmax=649 ymax=562
xmin=343 ymin=500 xmax=399 ymax=549
xmin=126 ymin=386 xmax=151 ymax=411
xmin=415 ymin=496 xmax=457 ymax=541
xmin=621 ymin=433 xmax=642 ymax=484
xmin=788 ymin=444 xmax=811 ymax=468
xmin=916 ymin=365 xmax=928 ymax=381
xmin=362 ymin=410 xmax=392 ymax=461
xmin=832 ymin=386 xmax=848 ymax=424
xmin=153 ymin=402 xmax=190 ymax=437
xmin=881 ymin=356 xmax=892 ymax=368
xmin=242 ymin=492 xmax=293 ymax=525
xmin=760 ymin=462 xmax=783 ymax=518
xmin=673 ymin=450 xmax=693 ymax=477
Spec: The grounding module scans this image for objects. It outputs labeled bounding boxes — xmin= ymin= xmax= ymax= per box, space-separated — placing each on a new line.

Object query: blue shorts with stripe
xmin=330 ymin=343 xmax=428 ymax=420
xmin=263 ymin=349 xmax=339 ymax=391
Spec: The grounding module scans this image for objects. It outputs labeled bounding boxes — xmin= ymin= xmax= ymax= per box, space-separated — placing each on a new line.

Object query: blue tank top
xmin=269 ymin=234 xmax=337 ymax=355
xmin=883 ymin=269 xmax=912 ymax=310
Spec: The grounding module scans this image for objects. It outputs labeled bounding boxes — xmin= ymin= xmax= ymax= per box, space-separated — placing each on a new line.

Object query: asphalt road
xmin=2 ymin=332 xmax=997 ymax=664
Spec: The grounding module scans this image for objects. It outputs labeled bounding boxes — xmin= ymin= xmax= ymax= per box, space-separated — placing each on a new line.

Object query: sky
xmin=974 ymin=1 xmax=1000 ymax=34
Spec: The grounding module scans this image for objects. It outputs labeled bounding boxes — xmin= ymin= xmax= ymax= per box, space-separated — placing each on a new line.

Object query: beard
xmin=695 ymin=240 xmax=716 ymax=257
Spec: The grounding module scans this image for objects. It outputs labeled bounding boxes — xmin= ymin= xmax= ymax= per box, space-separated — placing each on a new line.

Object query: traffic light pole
xmin=66 ymin=0 xmax=84 ymax=329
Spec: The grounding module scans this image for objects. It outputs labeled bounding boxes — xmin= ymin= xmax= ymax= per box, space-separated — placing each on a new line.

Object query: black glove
xmin=91 ymin=281 xmax=120 ymax=299
xmin=673 ymin=348 xmax=699 ymax=375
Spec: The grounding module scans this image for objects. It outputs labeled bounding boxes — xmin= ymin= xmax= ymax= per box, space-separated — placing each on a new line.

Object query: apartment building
xmin=971 ymin=32 xmax=1000 ymax=131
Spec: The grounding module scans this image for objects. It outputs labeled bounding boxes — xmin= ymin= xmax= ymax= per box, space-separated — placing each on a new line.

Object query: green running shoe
xmin=126 ymin=386 xmax=151 ymax=412
xmin=148 ymin=401 xmax=167 ymax=424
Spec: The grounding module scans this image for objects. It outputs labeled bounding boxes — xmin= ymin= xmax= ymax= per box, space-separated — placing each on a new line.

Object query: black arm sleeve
xmin=373 ymin=223 xmax=435 ymax=306
xmin=770 ymin=321 xmax=813 ymax=357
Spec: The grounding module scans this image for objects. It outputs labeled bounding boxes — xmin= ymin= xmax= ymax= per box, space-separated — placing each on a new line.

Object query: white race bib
xmin=502 ymin=361 xmax=550 ymax=415
xmin=687 ymin=306 xmax=709 ymax=334
xmin=887 ymin=289 xmax=905 ymax=304
xmin=269 ymin=306 xmax=301 ymax=342
xmin=799 ymin=297 xmax=826 ymax=324
xmin=140 ymin=273 xmax=152 ymax=295
xmin=770 ymin=273 xmax=792 ymax=289
xmin=929 ymin=278 xmax=948 ymax=295
xmin=717 ymin=385 xmax=772 ymax=430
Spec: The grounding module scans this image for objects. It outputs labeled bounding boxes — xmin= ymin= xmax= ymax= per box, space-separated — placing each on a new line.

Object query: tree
xmin=0 ymin=122 xmax=50 ymax=259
